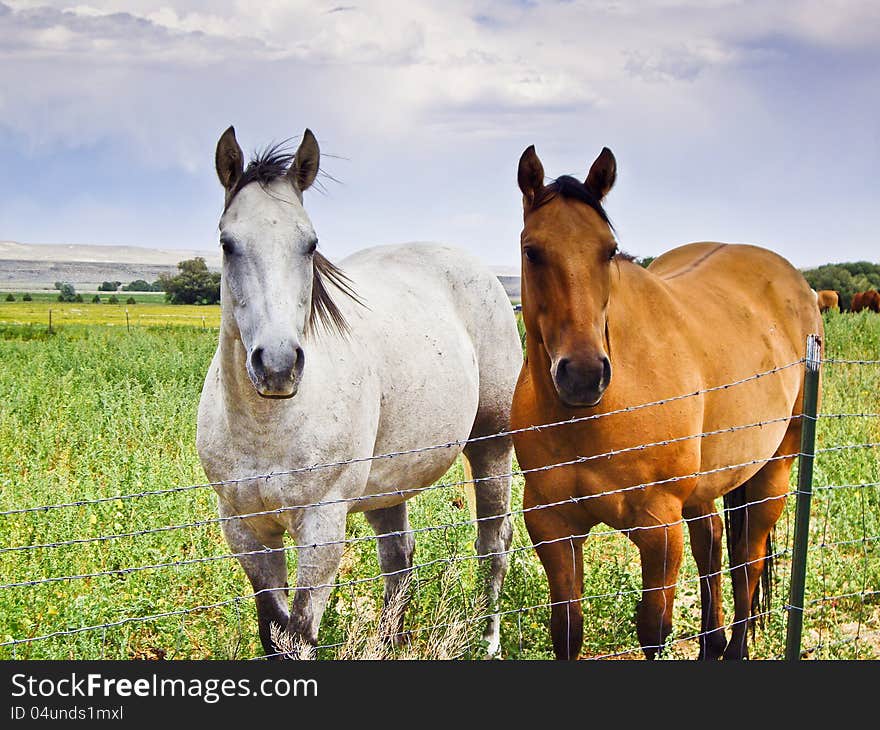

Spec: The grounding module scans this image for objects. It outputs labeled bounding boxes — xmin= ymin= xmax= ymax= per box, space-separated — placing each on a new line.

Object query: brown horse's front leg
xmin=524 ymin=507 xmax=588 ymax=660
xmin=629 ymin=516 xmax=684 ymax=660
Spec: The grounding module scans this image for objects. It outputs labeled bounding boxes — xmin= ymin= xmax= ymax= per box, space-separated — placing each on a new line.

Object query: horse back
xmin=339 ymin=243 xmax=521 ymax=504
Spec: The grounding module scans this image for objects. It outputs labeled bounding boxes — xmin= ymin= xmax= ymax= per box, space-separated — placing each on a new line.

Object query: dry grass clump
xmin=270 ymin=572 xmax=487 ymax=660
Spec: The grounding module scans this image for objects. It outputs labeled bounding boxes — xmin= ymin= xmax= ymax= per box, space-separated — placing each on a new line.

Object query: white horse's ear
xmin=288 ymin=129 xmax=320 ymax=193
xmin=215 ymin=126 xmax=244 ymax=191
xmin=585 ymin=147 xmax=616 ymax=201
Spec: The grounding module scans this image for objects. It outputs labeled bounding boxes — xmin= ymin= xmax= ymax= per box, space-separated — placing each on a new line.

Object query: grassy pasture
xmin=0 ymin=310 xmax=877 ymax=660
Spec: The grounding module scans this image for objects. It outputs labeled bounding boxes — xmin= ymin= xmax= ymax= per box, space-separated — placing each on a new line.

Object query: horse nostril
xmin=293 ymin=346 xmax=305 ymax=379
xmin=250 ymin=347 xmax=266 ymax=378
xmin=557 ymin=358 xmax=570 ymax=379
xmin=601 ymin=356 xmax=612 ymax=386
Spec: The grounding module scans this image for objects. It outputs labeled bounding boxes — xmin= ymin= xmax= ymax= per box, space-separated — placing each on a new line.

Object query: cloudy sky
xmin=1 ymin=0 xmax=878 ymax=270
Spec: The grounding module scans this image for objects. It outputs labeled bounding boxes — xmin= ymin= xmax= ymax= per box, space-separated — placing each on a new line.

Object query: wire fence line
xmin=1 ymin=353 xmax=878 ymax=659
xmin=0 ymin=414 xmax=813 ymax=554
xmin=0 ymin=483 xmax=799 ymax=592
xmin=0 ymin=408 xmax=870 ymax=519
xmin=3 ymin=545 xmax=791 ymax=654
xmin=0 ymin=358 xmax=808 ymax=517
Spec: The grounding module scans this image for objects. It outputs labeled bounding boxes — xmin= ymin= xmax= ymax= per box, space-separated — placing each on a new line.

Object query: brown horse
xmin=511 ymin=144 xmax=822 ymax=660
xmin=816 ymin=290 xmax=839 ymax=313
xmin=851 ymin=290 xmax=880 ymax=313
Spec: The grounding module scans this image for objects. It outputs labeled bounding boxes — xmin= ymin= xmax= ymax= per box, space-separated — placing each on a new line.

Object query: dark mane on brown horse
xmin=532 ymin=175 xmax=614 ymax=228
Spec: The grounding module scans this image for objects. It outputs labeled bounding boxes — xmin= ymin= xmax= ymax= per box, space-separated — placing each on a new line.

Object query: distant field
xmin=4 ymin=291 xmax=167 ymax=304
xmin=0 ymin=298 xmax=219 ymax=329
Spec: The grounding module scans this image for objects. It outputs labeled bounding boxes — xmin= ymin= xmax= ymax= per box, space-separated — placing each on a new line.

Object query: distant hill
xmin=0 ymin=240 xmax=522 ymax=299
xmin=0 ymin=241 xmax=220 ymax=291
xmin=0 ymin=240 xmax=221 ymax=267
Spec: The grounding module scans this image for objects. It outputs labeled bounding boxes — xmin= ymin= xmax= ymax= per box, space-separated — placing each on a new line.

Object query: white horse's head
xmin=214 ymin=126 xmax=355 ymax=399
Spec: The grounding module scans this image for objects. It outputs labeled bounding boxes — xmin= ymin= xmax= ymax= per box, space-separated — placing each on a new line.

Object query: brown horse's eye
xmin=608 ymin=246 xmax=618 ymax=261
xmin=523 ymin=246 xmax=542 ymax=264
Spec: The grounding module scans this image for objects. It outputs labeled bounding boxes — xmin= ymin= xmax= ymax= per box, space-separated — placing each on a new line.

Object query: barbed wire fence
xmin=1 ymin=341 xmax=877 ymax=660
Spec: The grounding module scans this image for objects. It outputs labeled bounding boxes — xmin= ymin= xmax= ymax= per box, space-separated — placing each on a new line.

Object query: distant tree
xmin=108 ymin=295 xmax=119 ymax=304
xmin=5 ymin=293 xmax=14 ymax=301
xmin=73 ymin=293 xmax=84 ymax=303
xmin=126 ymin=296 xmax=137 ymax=305
xmin=54 ymin=282 xmax=63 ymax=291
xmin=150 ymin=279 xmax=165 ymax=292
xmin=160 ymin=257 xmax=221 ymax=305
xmin=57 ymin=283 xmax=77 ymax=302
xmin=92 ymin=294 xmax=101 ymax=303
xmin=22 ymin=293 xmax=32 ymax=302
xmin=636 ymin=256 xmax=655 ymax=268
xmin=801 ymin=262 xmax=880 ymax=310
xmin=122 ymin=279 xmax=153 ymax=292
xmin=98 ymin=281 xmax=121 ymax=292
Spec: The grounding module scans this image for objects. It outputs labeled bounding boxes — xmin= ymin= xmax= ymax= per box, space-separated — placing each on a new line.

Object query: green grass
xmin=0 ymin=312 xmax=877 ymax=660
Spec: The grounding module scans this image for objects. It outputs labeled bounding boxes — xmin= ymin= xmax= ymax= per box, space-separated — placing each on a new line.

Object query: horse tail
xmin=723 ymin=486 xmax=774 ymax=631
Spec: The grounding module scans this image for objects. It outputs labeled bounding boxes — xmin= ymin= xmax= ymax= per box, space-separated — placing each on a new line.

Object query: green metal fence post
xmin=785 ymin=333 xmax=822 ymax=660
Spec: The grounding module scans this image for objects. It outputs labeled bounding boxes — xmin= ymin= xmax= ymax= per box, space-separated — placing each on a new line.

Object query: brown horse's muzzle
xmin=551 ymin=352 xmax=612 ymax=407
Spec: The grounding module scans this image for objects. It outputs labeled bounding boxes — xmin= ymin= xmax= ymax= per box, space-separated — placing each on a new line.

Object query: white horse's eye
xmin=306 ymin=238 xmax=317 ymax=255
xmin=220 ymin=235 xmax=237 ymax=256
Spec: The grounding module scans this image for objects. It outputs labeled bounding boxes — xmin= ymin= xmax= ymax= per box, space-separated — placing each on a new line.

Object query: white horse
xmin=196 ymin=126 xmax=522 ymax=658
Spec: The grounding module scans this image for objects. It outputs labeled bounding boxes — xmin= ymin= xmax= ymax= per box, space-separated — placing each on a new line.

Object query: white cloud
xmin=1 ymin=1 xmax=878 ymax=266
xmin=4 ymin=0 xmax=876 ymax=158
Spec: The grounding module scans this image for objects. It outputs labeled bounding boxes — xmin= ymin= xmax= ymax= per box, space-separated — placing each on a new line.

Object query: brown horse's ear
xmin=215 ymin=126 xmax=244 ymax=192
xmin=585 ymin=147 xmax=616 ymax=201
xmin=288 ymin=128 xmax=320 ymax=193
xmin=518 ymin=145 xmax=545 ymax=208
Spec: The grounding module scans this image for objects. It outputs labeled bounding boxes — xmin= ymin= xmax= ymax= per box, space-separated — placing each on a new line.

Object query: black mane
xmin=533 ymin=175 xmax=613 ymax=229
xmin=229 ymin=142 xmax=296 ymax=205
xmin=226 ymin=141 xmax=362 ymax=337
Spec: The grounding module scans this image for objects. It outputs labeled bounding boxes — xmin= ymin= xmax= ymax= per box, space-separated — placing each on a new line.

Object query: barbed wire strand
xmin=1 ymin=536 xmax=792 ymax=650
xmin=0 ymin=435 xmax=806 ymax=559
xmin=0 ymin=488 xmax=794 ymax=591
xmin=4 ymin=439 xmax=876 ymax=558
xmin=0 ymin=359 xmax=806 ymax=518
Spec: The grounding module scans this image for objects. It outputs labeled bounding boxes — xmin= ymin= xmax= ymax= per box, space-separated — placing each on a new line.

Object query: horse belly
xmin=357 ymin=320 xmax=480 ymax=512
xmin=689 ymin=419 xmax=793 ymax=504
xmin=688 ymin=369 xmax=802 ymax=504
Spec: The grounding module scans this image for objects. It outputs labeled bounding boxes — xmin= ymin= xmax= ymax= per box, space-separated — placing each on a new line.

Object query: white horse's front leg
xmin=218 ymin=501 xmax=289 ymax=659
xmin=285 ymin=503 xmax=348 ymax=656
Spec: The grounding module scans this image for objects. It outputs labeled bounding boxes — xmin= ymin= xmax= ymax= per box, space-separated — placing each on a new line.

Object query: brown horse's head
xmin=517 ymin=144 xmax=618 ymax=408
